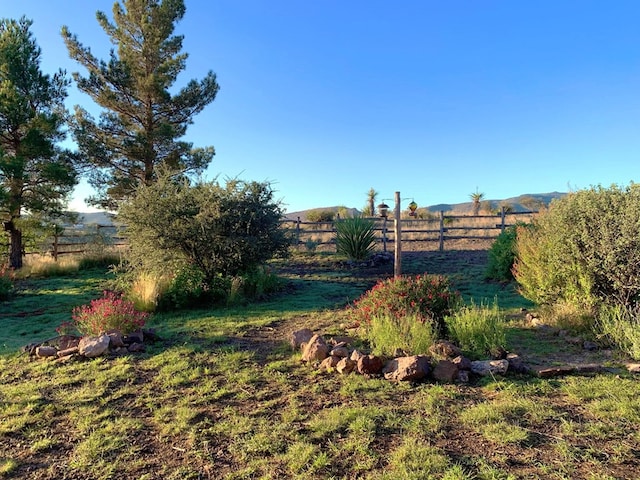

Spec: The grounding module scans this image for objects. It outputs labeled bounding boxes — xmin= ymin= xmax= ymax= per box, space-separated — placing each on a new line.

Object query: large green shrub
xmin=334 ymin=216 xmax=377 ymax=261
xmin=596 ymin=305 xmax=640 ymax=360
xmin=485 ymin=225 xmax=519 ymax=282
xmin=514 ymin=184 xmax=640 ymax=312
xmin=119 ymin=175 xmax=290 ymax=296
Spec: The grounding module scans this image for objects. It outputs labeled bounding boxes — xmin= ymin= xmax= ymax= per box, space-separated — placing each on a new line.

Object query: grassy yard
xmin=1 ymin=251 xmax=639 ymax=479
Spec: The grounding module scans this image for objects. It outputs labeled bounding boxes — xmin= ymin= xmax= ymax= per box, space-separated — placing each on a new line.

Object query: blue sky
xmin=3 ymin=1 xmax=640 ymax=213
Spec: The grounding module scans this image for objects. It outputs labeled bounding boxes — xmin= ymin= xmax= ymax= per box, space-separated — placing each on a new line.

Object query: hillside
xmin=284 ymin=192 xmax=566 ymax=221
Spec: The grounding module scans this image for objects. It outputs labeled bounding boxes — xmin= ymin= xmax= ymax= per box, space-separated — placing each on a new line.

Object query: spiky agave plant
xmin=334 ymin=216 xmax=377 ymax=261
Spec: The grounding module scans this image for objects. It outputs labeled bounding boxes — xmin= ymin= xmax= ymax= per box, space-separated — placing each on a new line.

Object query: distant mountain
xmin=72 ymin=211 xmax=116 ymax=226
xmin=284 ymin=192 xmax=566 ymax=220
xmin=423 ymin=192 xmax=566 ymax=214
xmin=284 ymin=206 xmax=360 ymax=222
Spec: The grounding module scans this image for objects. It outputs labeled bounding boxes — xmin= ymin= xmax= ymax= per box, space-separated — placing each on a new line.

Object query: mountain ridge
xmin=283 ymin=192 xmax=566 ymax=221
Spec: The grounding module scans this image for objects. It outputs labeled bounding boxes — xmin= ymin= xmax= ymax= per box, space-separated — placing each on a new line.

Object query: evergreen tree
xmin=62 ymin=0 xmax=219 ymax=209
xmin=0 ymin=17 xmax=78 ymax=269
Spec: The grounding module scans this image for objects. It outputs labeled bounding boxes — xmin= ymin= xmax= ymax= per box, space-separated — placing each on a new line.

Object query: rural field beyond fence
xmin=284 ymin=209 xmax=537 ymax=252
xmin=13 ymin=209 xmax=537 ymax=258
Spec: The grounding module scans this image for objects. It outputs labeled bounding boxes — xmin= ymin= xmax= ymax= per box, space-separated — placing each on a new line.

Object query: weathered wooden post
xmin=394 ymin=191 xmax=401 ymax=277
xmin=439 ymin=210 xmax=445 ymax=252
xmin=500 ymin=206 xmax=506 ymax=233
xmin=382 ymin=216 xmax=388 ymax=252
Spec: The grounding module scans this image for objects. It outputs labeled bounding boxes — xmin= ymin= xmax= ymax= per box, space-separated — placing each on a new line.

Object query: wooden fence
xmin=283 ymin=209 xmax=537 ymax=252
xmin=9 ymin=209 xmax=537 ymax=258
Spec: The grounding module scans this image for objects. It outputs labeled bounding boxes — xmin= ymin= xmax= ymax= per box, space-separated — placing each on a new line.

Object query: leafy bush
xmin=514 ymin=184 xmax=640 ymax=312
xmin=70 ymin=290 xmax=149 ymax=335
xmin=119 ymin=175 xmax=290 ymax=294
xmin=445 ymin=300 xmax=507 ymax=359
xmin=158 ymin=264 xmax=212 ymax=310
xmin=349 ymin=274 xmax=460 ymax=339
xmin=0 ymin=263 xmax=15 ymax=300
xmin=366 ymin=313 xmax=438 ymax=357
xmin=485 ymin=225 xmax=521 ymax=281
xmin=596 ymin=305 xmax=640 ymax=360
xmin=306 ymin=210 xmax=336 ymax=222
xmin=334 ymin=216 xmax=377 ymax=261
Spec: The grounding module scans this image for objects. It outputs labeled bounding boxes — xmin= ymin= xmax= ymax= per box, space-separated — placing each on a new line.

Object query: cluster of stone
xmin=23 ymin=329 xmax=159 ymax=362
xmin=290 ymin=329 xmax=528 ymax=383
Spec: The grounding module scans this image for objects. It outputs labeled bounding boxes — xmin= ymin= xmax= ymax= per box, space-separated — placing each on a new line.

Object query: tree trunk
xmin=7 ymin=222 xmax=23 ymax=269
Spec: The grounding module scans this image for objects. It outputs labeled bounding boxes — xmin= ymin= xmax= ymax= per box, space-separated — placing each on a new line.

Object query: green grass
xmin=1 ymin=252 xmax=639 ymax=479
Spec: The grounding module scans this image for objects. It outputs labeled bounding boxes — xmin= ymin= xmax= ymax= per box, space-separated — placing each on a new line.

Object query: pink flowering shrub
xmin=348 ymin=274 xmax=460 ymax=337
xmin=70 ymin=291 xmax=149 ymax=336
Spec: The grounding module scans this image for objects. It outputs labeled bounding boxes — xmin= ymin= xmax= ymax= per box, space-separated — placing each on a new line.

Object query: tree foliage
xmin=118 ymin=174 xmax=290 ymax=288
xmin=62 ymin=0 xmax=219 ymax=209
xmin=514 ymin=184 xmax=640 ymax=311
xmin=0 ymin=17 xmax=78 ymax=268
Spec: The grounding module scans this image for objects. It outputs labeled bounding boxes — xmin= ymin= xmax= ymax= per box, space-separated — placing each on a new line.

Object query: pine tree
xmin=62 ymin=0 xmax=219 ymax=209
xmin=0 ymin=17 xmax=78 ymax=269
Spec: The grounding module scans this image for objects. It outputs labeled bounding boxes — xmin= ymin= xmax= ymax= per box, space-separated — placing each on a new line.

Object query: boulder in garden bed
xmin=431 ymin=360 xmax=459 ymax=383
xmin=470 ymin=359 xmax=509 ymax=377
xmin=290 ymin=329 xmax=314 ymax=351
xmin=318 ymin=355 xmax=341 ymax=372
xmin=429 ymin=340 xmax=462 ymax=359
xmin=301 ymin=334 xmax=329 ymax=362
xmin=78 ymin=334 xmax=111 ymax=358
xmin=383 ymin=355 xmax=431 ymax=382
xmin=336 ymin=357 xmax=356 ymax=374
xmin=357 ymin=354 xmax=384 ymax=375
xmin=35 ymin=346 xmax=57 ymax=358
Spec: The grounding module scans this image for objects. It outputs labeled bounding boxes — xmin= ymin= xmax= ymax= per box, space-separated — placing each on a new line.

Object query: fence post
xmin=296 ymin=217 xmax=301 ymax=248
xmin=500 ymin=207 xmax=506 ymax=233
xmin=53 ymin=232 xmax=59 ymax=261
xmin=439 ymin=211 xmax=445 ymax=252
xmin=382 ymin=217 xmax=387 ymax=252
xmin=394 ymin=191 xmax=401 ymax=277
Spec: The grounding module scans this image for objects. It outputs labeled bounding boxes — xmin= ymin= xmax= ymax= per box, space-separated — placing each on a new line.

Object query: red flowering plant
xmin=69 ymin=290 xmax=149 ymax=336
xmin=347 ymin=274 xmax=460 ymax=337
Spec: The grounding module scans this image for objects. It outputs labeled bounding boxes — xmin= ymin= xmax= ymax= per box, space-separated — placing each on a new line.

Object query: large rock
xmin=429 ymin=340 xmax=462 ymax=359
xmin=350 ymin=349 xmax=365 ymax=362
xmin=383 ymin=355 xmax=431 ymax=382
xmin=431 ymin=360 xmax=459 ymax=383
xmin=357 ymin=355 xmax=384 ymax=375
xmin=627 ymin=363 xmax=640 ymax=374
xmin=506 ymin=353 xmax=529 ymax=374
xmin=301 ymin=334 xmax=329 ymax=362
xmin=452 ymin=355 xmax=472 ymax=371
xmin=319 ymin=355 xmax=341 ymax=372
xmin=35 ymin=346 xmax=57 ymax=358
xmin=78 ymin=334 xmax=111 ymax=358
xmin=470 ymin=359 xmax=509 ymax=376
xmin=290 ymin=329 xmax=314 ymax=350
xmin=330 ymin=346 xmax=349 ymax=358
xmin=336 ymin=357 xmax=357 ymax=374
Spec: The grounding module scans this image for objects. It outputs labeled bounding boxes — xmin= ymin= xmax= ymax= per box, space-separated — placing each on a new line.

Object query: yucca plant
xmin=334 ymin=216 xmax=377 ymax=261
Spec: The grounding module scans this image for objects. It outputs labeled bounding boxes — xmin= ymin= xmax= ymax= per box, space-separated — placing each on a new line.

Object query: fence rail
xmin=283 ymin=209 xmax=537 ymax=252
xmin=9 ymin=209 xmax=537 ymax=258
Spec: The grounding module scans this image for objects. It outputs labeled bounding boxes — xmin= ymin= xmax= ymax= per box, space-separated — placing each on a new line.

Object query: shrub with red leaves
xmin=70 ymin=291 xmax=149 ymax=336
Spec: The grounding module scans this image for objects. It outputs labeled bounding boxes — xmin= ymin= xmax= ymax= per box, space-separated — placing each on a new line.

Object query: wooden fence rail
xmin=7 ymin=209 xmax=537 ymax=258
xmin=283 ymin=209 xmax=537 ymax=252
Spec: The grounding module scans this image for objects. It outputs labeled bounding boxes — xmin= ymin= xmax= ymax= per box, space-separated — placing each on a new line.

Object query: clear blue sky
xmin=3 ymin=0 xmax=640 ymax=213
